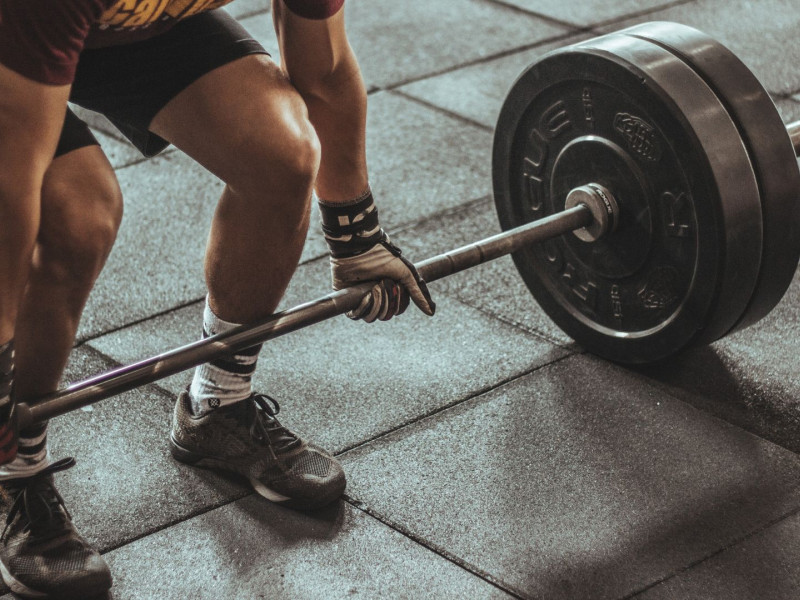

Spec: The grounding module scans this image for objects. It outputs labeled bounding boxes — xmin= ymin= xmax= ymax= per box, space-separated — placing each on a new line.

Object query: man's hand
xmin=319 ymin=192 xmax=435 ymax=323
xmin=331 ymin=236 xmax=435 ymax=322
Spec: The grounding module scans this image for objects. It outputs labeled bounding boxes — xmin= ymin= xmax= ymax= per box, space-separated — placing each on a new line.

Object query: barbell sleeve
xmin=16 ymin=204 xmax=593 ymax=428
xmin=787 ymin=120 xmax=800 ymax=156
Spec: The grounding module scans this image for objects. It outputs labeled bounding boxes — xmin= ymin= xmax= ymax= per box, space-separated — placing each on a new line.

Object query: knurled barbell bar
xmin=16 ymin=202 xmax=600 ymax=428
xmin=15 ymin=21 xmax=800 ymax=428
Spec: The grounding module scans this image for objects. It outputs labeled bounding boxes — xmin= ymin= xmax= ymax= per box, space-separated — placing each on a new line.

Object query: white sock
xmin=189 ymin=298 xmax=262 ymax=416
xmin=0 ymin=422 xmax=50 ymax=480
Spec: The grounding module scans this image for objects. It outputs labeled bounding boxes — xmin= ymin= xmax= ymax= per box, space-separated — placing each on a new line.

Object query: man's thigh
xmin=148 ymin=52 xmax=317 ymax=192
xmin=69 ymin=9 xmax=268 ymax=158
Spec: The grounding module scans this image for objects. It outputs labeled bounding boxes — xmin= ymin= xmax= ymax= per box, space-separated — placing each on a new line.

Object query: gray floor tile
xmin=599 ymin=0 xmax=800 ymax=95
xmin=227 ymin=0 xmax=269 ymax=19
xmin=341 ymin=355 xmax=800 ymax=599
xmin=363 ymin=92 xmax=493 ymax=227
xmin=103 ymin=496 xmax=512 ymax=600
xmin=241 ymin=0 xmax=568 ymax=90
xmin=77 ymin=152 xmax=215 ymax=340
xmin=631 ymin=266 xmax=800 ymax=454
xmin=636 ymin=511 xmax=800 ymax=600
xmin=496 ymin=0 xmax=680 ymax=27
xmin=0 ymin=346 xmax=247 ymax=598
xmin=398 ymin=35 xmax=590 ymax=129
xmin=228 ymin=2 xmax=567 ymax=94
xmin=94 ymin=129 xmax=145 ymax=170
xmin=88 ymin=262 xmax=567 ymax=453
xmin=345 ymin=0 xmax=568 ymax=89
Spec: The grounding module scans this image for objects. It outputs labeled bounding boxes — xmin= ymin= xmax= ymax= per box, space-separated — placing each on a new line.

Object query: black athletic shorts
xmin=56 ymin=9 xmax=268 ymax=159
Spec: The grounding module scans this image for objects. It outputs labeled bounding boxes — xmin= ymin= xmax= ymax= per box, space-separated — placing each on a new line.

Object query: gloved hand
xmin=330 ymin=235 xmax=435 ymax=322
xmin=319 ymin=190 xmax=435 ymax=323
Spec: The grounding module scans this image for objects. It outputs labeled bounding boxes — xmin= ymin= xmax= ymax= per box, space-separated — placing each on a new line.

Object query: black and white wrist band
xmin=318 ymin=189 xmax=386 ymax=258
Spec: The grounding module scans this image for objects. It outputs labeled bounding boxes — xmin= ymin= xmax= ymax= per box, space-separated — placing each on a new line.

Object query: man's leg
xmin=15 ymin=145 xmax=123 ymax=402
xmin=0 ymin=141 xmax=120 ymax=599
xmin=150 ymin=53 xmax=345 ymax=509
xmin=7 ymin=143 xmax=122 ymax=474
xmin=151 ymin=54 xmax=317 ymax=323
xmin=0 ymin=63 xmax=70 ymax=469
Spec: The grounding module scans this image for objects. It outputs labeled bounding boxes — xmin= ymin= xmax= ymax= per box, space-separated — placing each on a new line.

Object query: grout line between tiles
xmin=337 ymin=351 xmax=576 ymax=457
xmin=389 ymin=89 xmax=493 ymax=132
xmin=623 ymin=502 xmax=800 ymax=598
xmin=342 ymin=493 xmax=529 ymax=599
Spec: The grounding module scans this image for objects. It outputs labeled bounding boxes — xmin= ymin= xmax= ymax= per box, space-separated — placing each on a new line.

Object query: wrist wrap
xmin=318 ymin=190 xmax=386 ymax=258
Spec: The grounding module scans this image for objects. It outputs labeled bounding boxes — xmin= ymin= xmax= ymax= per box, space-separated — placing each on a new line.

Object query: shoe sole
xmin=169 ymin=435 xmax=344 ymax=510
xmin=0 ymin=558 xmax=111 ymax=600
xmin=0 ymin=560 xmax=47 ymax=599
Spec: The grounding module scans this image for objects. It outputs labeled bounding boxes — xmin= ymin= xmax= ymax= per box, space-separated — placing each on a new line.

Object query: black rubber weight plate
xmin=624 ymin=21 xmax=800 ymax=332
xmin=492 ymin=33 xmax=763 ymax=363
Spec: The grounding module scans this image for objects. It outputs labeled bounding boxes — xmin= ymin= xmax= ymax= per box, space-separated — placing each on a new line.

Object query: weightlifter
xmin=0 ymin=1 xmax=434 ymax=598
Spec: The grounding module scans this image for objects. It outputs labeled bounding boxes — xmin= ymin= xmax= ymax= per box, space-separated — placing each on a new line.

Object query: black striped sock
xmin=15 ymin=421 xmax=48 ymax=468
xmin=0 ymin=341 xmax=16 ymax=465
xmin=0 ymin=341 xmax=48 ymax=478
xmin=0 ymin=340 xmax=12 ymax=408
xmin=189 ymin=299 xmax=263 ymax=415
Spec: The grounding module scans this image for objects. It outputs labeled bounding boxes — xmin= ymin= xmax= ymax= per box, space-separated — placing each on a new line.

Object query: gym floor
xmin=9 ymin=1 xmax=800 ymax=598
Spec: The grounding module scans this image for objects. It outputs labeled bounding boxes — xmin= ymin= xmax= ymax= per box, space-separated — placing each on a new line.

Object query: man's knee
xmin=228 ymin=111 xmax=321 ymax=204
xmin=37 ymin=151 xmax=123 ymax=287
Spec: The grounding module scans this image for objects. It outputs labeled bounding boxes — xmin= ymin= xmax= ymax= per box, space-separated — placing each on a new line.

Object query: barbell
xmin=16 ymin=21 xmax=800 ymax=428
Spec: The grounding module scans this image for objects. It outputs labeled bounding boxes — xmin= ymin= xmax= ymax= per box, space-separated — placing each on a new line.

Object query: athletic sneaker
xmin=0 ymin=457 xmax=112 ymax=599
xmin=170 ymin=390 xmax=346 ymax=509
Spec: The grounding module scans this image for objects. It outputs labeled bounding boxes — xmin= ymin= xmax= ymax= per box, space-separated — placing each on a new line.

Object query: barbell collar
xmin=17 ymin=203 xmax=594 ymax=428
xmin=563 ymin=184 xmax=619 ymax=242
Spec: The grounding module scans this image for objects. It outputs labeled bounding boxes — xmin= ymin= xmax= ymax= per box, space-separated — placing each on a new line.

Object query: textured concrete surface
xmin=500 ymin=0 xmax=681 ymax=27
xmin=342 ymin=356 xmax=800 ymax=599
xmin=632 ymin=267 xmax=800 ymax=451
xmin=636 ymin=510 xmax=800 ymax=599
xmin=317 ymin=0 xmax=568 ymax=89
xmin=398 ymin=37 xmax=586 ymax=130
xmin=102 ymin=496 xmax=513 ymax=600
xmin=47 ymin=346 xmax=249 ymax=552
xmin=5 ymin=1 xmax=800 ymax=599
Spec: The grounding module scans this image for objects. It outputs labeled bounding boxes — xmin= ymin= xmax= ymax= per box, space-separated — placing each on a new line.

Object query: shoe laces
xmin=2 ymin=457 xmax=75 ymax=540
xmin=247 ymin=394 xmax=302 ymax=453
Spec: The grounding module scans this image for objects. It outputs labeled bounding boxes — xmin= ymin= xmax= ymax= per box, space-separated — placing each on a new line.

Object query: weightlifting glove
xmin=0 ymin=341 xmax=18 ymax=465
xmin=319 ymin=190 xmax=435 ymax=322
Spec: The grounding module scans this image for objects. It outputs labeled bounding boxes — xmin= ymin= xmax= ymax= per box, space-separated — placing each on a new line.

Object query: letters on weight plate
xmin=493 ymin=30 xmax=764 ymax=363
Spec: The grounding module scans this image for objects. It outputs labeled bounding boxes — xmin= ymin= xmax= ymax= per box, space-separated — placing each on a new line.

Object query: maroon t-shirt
xmin=0 ymin=0 xmax=345 ymax=85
